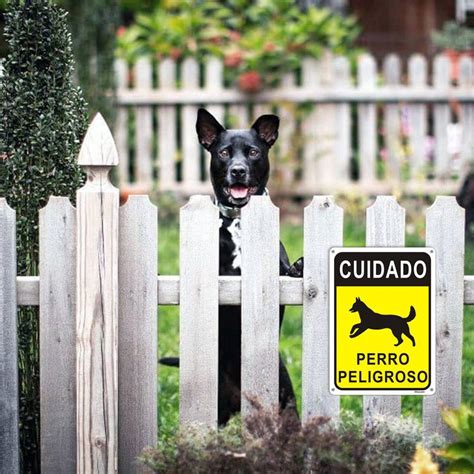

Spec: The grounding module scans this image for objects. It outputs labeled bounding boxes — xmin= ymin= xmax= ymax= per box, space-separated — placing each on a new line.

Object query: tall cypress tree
xmin=0 ymin=1 xmax=87 ymax=470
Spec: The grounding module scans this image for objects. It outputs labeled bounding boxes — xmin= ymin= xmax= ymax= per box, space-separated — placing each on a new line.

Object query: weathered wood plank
xmin=179 ymin=196 xmax=219 ymax=427
xmin=303 ymin=196 xmax=343 ymax=421
xmin=16 ymin=275 xmax=474 ymax=307
xmin=204 ymin=57 xmax=225 ymax=182
xmin=135 ymin=58 xmax=154 ymax=186
xmin=157 ymin=59 xmax=177 ymax=190
xmin=459 ymin=56 xmax=474 ymax=169
xmin=302 ymin=58 xmax=320 ymax=188
xmin=408 ymin=55 xmax=428 ymax=177
xmin=364 ymin=196 xmax=405 ymax=423
xmin=115 ymin=59 xmax=129 ymax=186
xmin=241 ymin=196 xmax=280 ymax=416
xmin=423 ymin=197 xmax=465 ymax=440
xmin=314 ymin=52 xmax=338 ymax=184
xmin=118 ymin=196 xmax=158 ymax=471
xmin=0 ymin=198 xmax=20 ymax=474
xmin=117 ymin=86 xmax=474 ymax=106
xmin=39 ymin=197 xmax=77 ymax=473
xmin=334 ymin=56 xmax=351 ymax=182
xmin=181 ymin=58 xmax=201 ymax=185
xmin=358 ymin=54 xmax=377 ymax=183
xmin=383 ymin=54 xmax=401 ymax=181
xmin=76 ymin=114 xmax=119 ymax=473
xmin=433 ymin=55 xmax=451 ymax=178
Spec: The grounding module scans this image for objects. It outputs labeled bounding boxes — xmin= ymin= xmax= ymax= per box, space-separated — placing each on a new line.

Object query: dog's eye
xmin=219 ymin=149 xmax=230 ymax=159
xmin=249 ymin=148 xmax=260 ymax=158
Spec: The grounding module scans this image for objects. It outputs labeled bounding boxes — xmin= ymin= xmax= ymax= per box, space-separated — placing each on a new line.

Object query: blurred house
xmin=312 ymin=0 xmax=472 ymax=60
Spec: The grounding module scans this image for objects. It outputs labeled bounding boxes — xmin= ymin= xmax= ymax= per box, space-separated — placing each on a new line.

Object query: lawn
xmin=156 ymin=211 xmax=474 ymax=439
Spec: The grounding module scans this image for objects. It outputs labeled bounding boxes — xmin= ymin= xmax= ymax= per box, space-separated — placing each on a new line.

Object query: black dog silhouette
xmin=349 ymin=297 xmax=416 ymax=347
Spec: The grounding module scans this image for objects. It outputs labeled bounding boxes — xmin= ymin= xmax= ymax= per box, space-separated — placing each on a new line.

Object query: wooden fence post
xmin=364 ymin=196 xmax=405 ymax=423
xmin=39 ymin=197 xmax=77 ymax=472
xmin=241 ymin=196 xmax=280 ymax=417
xmin=302 ymin=196 xmax=343 ymax=421
xmin=76 ymin=114 xmax=119 ymax=473
xmin=0 ymin=199 xmax=20 ymax=474
xmin=423 ymin=197 xmax=465 ymax=440
xmin=119 ymin=196 xmax=158 ymax=471
xmin=179 ymin=196 xmax=219 ymax=428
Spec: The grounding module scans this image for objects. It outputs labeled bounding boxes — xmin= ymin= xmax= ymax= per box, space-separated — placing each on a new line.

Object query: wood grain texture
xmin=76 ymin=117 xmax=119 ymax=473
xmin=181 ymin=58 xmax=201 ymax=185
xmin=119 ymin=196 xmax=158 ymax=471
xmin=179 ymin=196 xmax=219 ymax=428
xmin=408 ymin=55 xmax=428 ymax=177
xmin=16 ymin=275 xmax=474 ymax=307
xmin=241 ymin=196 xmax=280 ymax=416
xmin=135 ymin=58 xmax=154 ymax=186
xmin=39 ymin=197 xmax=77 ymax=473
xmin=0 ymin=198 xmax=19 ymax=474
xmin=303 ymin=196 xmax=343 ymax=421
xmin=364 ymin=196 xmax=405 ymax=424
xmin=115 ymin=59 xmax=129 ymax=186
xmin=157 ymin=59 xmax=177 ymax=190
xmin=433 ymin=55 xmax=451 ymax=178
xmin=357 ymin=54 xmax=377 ymax=183
xmin=423 ymin=197 xmax=465 ymax=440
xmin=383 ymin=54 xmax=401 ymax=181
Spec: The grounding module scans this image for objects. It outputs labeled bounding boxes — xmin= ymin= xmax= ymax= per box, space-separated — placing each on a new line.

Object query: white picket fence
xmin=1 ymin=114 xmax=474 ymax=473
xmin=115 ymin=52 xmax=474 ymax=195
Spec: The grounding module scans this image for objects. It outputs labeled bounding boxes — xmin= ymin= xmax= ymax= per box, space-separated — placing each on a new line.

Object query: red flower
xmin=169 ymin=48 xmax=183 ymax=60
xmin=224 ymin=51 xmax=243 ymax=68
xmin=238 ymin=71 xmax=263 ymax=93
xmin=264 ymin=42 xmax=277 ymax=52
xmin=229 ymin=31 xmax=241 ymax=42
xmin=116 ymin=26 xmax=127 ymax=38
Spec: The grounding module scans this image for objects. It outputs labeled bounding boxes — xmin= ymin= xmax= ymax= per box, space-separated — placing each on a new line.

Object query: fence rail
xmin=0 ymin=115 xmax=473 ymax=473
xmin=115 ymin=52 xmax=474 ymax=195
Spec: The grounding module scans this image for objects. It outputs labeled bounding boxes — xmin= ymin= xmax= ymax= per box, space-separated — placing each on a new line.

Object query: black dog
xmin=161 ymin=108 xmax=303 ymax=425
xmin=349 ymin=297 xmax=416 ymax=347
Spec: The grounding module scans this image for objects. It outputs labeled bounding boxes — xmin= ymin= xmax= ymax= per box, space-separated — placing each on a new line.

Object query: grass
xmin=156 ymin=213 xmax=474 ymax=440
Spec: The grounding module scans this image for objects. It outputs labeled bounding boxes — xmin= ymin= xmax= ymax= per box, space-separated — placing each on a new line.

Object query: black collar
xmin=214 ymin=188 xmax=269 ymax=219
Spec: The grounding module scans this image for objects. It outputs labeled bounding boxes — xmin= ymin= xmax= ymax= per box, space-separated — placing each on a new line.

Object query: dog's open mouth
xmin=226 ymin=184 xmax=258 ymax=200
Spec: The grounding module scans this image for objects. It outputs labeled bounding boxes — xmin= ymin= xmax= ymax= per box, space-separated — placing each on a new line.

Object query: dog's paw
xmin=287 ymin=257 xmax=304 ymax=278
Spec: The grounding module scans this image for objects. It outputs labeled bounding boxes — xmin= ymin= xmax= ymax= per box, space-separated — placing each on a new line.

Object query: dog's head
xmin=196 ymin=108 xmax=279 ymax=207
xmin=349 ymin=297 xmax=364 ymax=313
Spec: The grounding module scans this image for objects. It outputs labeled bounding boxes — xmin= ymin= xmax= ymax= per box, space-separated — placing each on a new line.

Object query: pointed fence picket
xmin=39 ymin=197 xmax=77 ymax=473
xmin=302 ymin=196 xmax=343 ymax=421
xmin=363 ymin=196 xmax=406 ymax=423
xmin=0 ymin=199 xmax=19 ymax=474
xmin=241 ymin=196 xmax=280 ymax=416
xmin=179 ymin=196 xmax=220 ymax=428
xmin=118 ymin=195 xmax=158 ymax=470
xmin=0 ymin=115 xmax=473 ymax=472
xmin=423 ymin=197 xmax=465 ymax=440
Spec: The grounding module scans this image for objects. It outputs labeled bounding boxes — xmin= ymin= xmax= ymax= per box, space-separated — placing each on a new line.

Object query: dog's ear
xmin=196 ymin=108 xmax=225 ymax=150
xmin=356 ymin=297 xmax=360 ymax=301
xmin=251 ymin=114 xmax=279 ymax=147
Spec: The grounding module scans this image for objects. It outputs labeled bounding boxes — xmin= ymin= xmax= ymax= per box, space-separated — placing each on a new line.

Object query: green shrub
xmin=116 ymin=1 xmax=360 ymax=90
xmin=432 ymin=21 xmax=474 ymax=52
xmin=439 ymin=404 xmax=474 ymax=473
xmin=141 ymin=400 xmax=444 ymax=473
xmin=0 ymin=0 xmax=87 ymax=470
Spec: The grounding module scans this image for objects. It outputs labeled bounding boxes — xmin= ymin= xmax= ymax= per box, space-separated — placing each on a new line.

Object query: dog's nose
xmin=230 ymin=165 xmax=247 ymax=179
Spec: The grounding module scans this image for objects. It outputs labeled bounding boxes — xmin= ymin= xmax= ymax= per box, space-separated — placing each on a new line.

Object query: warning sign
xmin=329 ymin=248 xmax=435 ymax=395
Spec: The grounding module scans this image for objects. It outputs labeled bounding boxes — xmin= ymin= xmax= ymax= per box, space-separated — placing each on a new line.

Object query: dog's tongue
xmin=230 ymin=185 xmax=249 ymax=199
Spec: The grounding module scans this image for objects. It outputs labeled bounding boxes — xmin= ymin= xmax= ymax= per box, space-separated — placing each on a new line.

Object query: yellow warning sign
xmin=329 ymin=248 xmax=435 ymax=395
